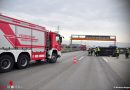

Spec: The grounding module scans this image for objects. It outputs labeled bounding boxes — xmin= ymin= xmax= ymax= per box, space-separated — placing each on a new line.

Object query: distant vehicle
xmin=80 ymin=45 xmax=87 ymax=51
xmin=98 ymin=46 xmax=116 ymax=56
xmin=0 ymin=14 xmax=63 ymax=72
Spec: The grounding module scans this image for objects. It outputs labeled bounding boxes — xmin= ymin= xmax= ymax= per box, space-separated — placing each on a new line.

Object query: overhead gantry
xmin=70 ymin=35 xmax=116 ymax=51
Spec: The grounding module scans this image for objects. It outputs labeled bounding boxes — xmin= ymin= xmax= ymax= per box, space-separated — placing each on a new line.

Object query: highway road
xmin=0 ymin=51 xmax=130 ymax=90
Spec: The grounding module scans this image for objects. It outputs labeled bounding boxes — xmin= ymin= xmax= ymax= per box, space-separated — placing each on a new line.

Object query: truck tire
xmin=0 ymin=55 xmax=14 ymax=73
xmin=15 ymin=54 xmax=30 ymax=69
xmin=47 ymin=53 xmax=57 ymax=63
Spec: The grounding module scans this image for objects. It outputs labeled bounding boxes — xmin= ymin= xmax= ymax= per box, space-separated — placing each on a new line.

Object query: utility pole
xmin=57 ymin=25 xmax=60 ymax=33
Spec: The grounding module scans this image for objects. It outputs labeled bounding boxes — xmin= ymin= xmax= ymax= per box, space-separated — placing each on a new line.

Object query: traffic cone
xmin=73 ymin=55 xmax=77 ymax=64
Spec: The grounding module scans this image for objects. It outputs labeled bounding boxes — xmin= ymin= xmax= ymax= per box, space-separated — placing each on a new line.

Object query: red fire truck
xmin=0 ymin=14 xmax=62 ymax=72
xmin=80 ymin=45 xmax=87 ymax=51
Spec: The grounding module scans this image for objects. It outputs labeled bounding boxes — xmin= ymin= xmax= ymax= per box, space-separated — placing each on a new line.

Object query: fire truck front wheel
xmin=0 ymin=55 xmax=14 ymax=73
xmin=15 ymin=54 xmax=30 ymax=69
xmin=47 ymin=53 xmax=57 ymax=63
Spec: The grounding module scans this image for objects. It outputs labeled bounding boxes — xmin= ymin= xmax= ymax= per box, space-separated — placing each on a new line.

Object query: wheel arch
xmin=52 ymin=50 xmax=58 ymax=55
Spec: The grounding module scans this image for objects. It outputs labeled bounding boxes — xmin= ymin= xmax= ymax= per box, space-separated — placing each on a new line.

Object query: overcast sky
xmin=0 ymin=0 xmax=130 ymax=46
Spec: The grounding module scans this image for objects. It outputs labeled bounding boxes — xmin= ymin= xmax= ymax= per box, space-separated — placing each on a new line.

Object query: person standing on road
xmin=95 ymin=47 xmax=98 ymax=56
xmin=115 ymin=48 xmax=120 ymax=58
xmin=97 ymin=47 xmax=100 ymax=56
xmin=125 ymin=48 xmax=129 ymax=58
xmin=88 ymin=48 xmax=91 ymax=56
xmin=93 ymin=48 xmax=96 ymax=56
xmin=90 ymin=48 xmax=93 ymax=56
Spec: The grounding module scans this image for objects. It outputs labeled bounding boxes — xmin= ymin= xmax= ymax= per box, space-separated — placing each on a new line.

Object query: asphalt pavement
xmin=0 ymin=51 xmax=130 ymax=90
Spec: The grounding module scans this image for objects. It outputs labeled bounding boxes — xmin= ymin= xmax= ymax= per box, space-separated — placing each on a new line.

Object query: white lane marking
xmin=79 ymin=56 xmax=84 ymax=61
xmin=102 ymin=57 xmax=108 ymax=62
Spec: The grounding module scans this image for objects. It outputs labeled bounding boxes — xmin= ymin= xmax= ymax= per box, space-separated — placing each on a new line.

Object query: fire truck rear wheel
xmin=0 ymin=55 xmax=14 ymax=73
xmin=16 ymin=54 xmax=29 ymax=69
